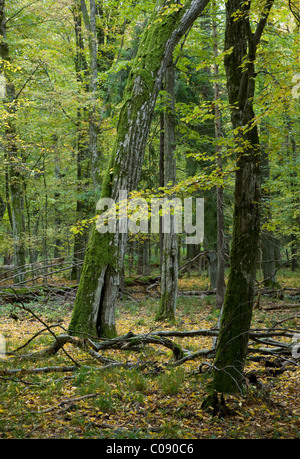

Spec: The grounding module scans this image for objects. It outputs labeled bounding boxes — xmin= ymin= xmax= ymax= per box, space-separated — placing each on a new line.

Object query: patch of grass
xmin=93 ymin=392 xmax=116 ymax=413
xmin=157 ymin=368 xmax=185 ymax=396
xmin=126 ymin=369 xmax=149 ymax=393
xmin=177 ymin=296 xmax=199 ymax=316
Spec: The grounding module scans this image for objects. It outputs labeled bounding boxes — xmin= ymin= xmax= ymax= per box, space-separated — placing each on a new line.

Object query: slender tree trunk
xmin=0 ymin=195 xmax=5 ymax=223
xmin=211 ymin=0 xmax=274 ymax=394
xmin=212 ymin=4 xmax=225 ymax=309
xmin=286 ymin=115 xmax=299 ymax=271
xmin=72 ymin=133 xmax=91 ymax=281
xmin=197 ymin=16 xmax=218 ymax=291
xmin=203 ymin=196 xmax=217 ymax=289
xmin=80 ymin=0 xmax=101 ymax=196
xmin=159 ymin=106 xmax=165 ymax=270
xmin=54 ymin=159 xmax=63 ymax=259
xmin=0 ymin=0 xmax=26 ymax=283
xmin=260 ymin=118 xmax=279 ymax=287
xmin=69 ymin=0 xmax=211 ymax=338
xmin=71 ymin=1 xmax=93 ymax=281
xmin=261 ymin=231 xmax=278 ymax=285
xmin=42 ymin=158 xmax=49 ymax=285
xmin=157 ymin=61 xmax=178 ymax=321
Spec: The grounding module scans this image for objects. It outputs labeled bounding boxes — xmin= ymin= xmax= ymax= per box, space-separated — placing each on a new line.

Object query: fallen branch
xmin=89 ymin=331 xmax=185 ymax=361
xmin=0 ymin=361 xmax=141 ymax=377
xmin=9 ymin=323 xmax=67 ymax=354
xmin=177 ymin=290 xmax=216 ymax=296
xmin=41 ymin=393 xmax=99 ymax=413
xmin=262 ymin=303 xmax=300 ymax=311
xmin=172 ymin=348 xmax=215 ymax=367
xmin=6 ymin=290 xmax=79 ymax=367
xmin=11 ymin=321 xmax=298 ymax=362
xmin=3 ymin=295 xmax=298 ymax=380
xmin=271 ymin=313 xmax=300 ymax=328
xmin=153 ymin=328 xmax=218 ymax=338
xmin=0 ymin=365 xmax=78 ymax=375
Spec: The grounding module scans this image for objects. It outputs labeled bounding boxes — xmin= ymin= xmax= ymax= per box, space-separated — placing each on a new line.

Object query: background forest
xmin=0 ymin=0 xmax=299 ymax=282
xmin=0 ymin=0 xmax=299 ymax=440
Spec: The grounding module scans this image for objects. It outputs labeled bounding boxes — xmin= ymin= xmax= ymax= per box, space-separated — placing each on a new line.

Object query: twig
xmin=255 ymin=260 xmax=290 ymax=286
xmin=9 ymin=323 xmax=67 ymax=354
xmin=271 ymin=313 xmax=300 ymax=329
xmin=41 ymin=393 xmax=99 ymax=413
xmin=8 ymin=288 xmax=79 ymax=367
xmin=0 ymin=375 xmax=42 ymax=385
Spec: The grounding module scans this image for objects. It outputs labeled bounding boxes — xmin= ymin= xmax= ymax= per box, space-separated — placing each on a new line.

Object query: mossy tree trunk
xmin=157 ymin=61 xmax=178 ymax=321
xmin=71 ymin=0 xmax=119 ymax=282
xmin=211 ymin=0 xmax=274 ymax=394
xmin=69 ymin=0 xmax=211 ymax=338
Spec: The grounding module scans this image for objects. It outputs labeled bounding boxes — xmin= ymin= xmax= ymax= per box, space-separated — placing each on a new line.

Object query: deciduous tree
xmin=69 ymin=0 xmax=211 ymax=338
xmin=211 ymin=0 xmax=274 ymax=394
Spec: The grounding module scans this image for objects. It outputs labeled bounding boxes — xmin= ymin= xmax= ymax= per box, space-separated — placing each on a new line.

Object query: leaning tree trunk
xmin=68 ymin=0 xmax=211 ymax=338
xmin=211 ymin=0 xmax=274 ymax=394
xmin=157 ymin=60 xmax=178 ymax=321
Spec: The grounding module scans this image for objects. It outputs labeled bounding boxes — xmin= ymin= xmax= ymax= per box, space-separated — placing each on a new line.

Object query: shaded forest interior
xmin=0 ymin=0 xmax=299 ymax=440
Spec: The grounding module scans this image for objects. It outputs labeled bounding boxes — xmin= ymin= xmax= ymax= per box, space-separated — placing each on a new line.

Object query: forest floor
xmin=0 ymin=270 xmax=299 ymax=440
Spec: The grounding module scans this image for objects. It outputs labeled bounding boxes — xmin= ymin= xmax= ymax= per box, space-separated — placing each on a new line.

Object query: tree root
xmin=201 ymin=391 xmax=236 ymax=418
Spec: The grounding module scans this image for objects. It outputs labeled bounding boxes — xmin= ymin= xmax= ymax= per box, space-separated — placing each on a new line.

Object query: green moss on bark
xmin=212 ymin=272 xmax=253 ymax=393
xmin=156 ymin=291 xmax=176 ymax=322
xmin=211 ymin=173 xmax=260 ymax=393
xmin=99 ymin=322 xmax=117 ymax=339
xmin=68 ymin=229 xmax=116 ymax=337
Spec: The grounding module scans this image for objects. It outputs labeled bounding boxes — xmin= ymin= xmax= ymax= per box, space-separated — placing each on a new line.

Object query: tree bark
xmin=71 ymin=1 xmax=92 ymax=282
xmin=69 ymin=0 xmax=211 ymax=338
xmin=211 ymin=0 xmax=274 ymax=394
xmin=157 ymin=60 xmax=178 ymax=321
xmin=0 ymin=0 xmax=26 ymax=283
xmin=159 ymin=107 xmax=165 ymax=270
xmin=80 ymin=0 xmax=100 ymax=196
xmin=0 ymin=195 xmax=5 ymax=223
xmin=260 ymin=119 xmax=279 ymax=288
xmin=212 ymin=3 xmax=225 ymax=309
